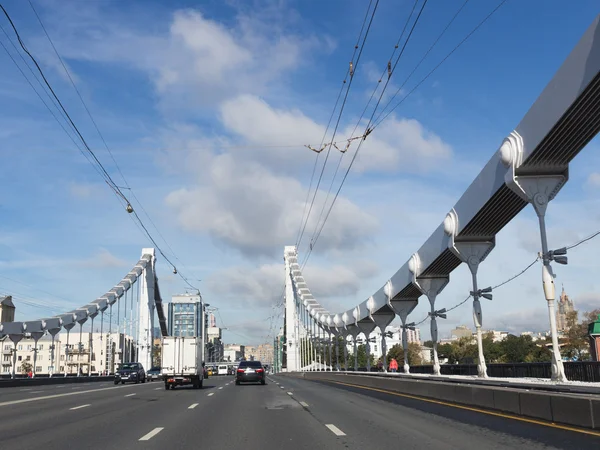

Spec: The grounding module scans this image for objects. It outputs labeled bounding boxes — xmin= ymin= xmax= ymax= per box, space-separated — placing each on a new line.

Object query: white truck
xmin=161 ymin=336 xmax=205 ymax=390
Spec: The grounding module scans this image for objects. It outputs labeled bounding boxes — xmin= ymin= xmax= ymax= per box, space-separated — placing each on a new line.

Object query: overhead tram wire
xmin=310 ymin=0 xmax=422 ymax=239
xmin=372 ymin=0 xmax=470 ymax=127
xmin=372 ymin=0 xmax=508 ymax=131
xmin=301 ymin=0 xmax=429 ymax=269
xmin=28 ymin=0 xmax=189 ymax=272
xmin=296 ymin=0 xmax=381 ymax=254
xmin=295 ymin=0 xmax=375 ymax=248
xmin=0 ymin=4 xmax=197 ymax=290
xmin=303 ymin=0 xmax=507 ymax=267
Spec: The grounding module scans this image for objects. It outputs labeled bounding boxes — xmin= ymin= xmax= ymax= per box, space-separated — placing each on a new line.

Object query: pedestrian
xmin=389 ymin=358 xmax=398 ymax=373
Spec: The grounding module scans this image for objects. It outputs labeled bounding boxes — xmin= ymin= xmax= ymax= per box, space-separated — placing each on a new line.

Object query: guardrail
xmin=347 ymin=361 xmax=600 ymax=382
xmin=0 ymin=375 xmax=114 ymax=388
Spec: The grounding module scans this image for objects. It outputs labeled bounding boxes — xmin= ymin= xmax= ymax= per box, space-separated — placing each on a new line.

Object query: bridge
xmin=1 ymin=9 xmax=600 ymax=450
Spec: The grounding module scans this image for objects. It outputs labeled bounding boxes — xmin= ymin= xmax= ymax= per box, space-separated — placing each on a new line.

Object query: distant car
xmin=217 ymin=365 xmax=228 ymax=375
xmin=236 ymin=360 xmax=265 ymax=385
xmin=147 ymin=366 xmax=161 ymax=381
xmin=115 ymin=362 xmax=146 ymax=384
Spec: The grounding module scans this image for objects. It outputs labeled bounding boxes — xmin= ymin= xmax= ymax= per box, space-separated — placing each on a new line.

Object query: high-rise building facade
xmin=168 ymin=294 xmax=204 ymax=337
xmin=556 ymin=286 xmax=575 ymax=332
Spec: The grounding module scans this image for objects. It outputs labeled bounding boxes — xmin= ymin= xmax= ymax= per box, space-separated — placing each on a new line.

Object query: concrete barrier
xmin=286 ymin=372 xmax=600 ymax=430
xmin=0 ymin=376 xmax=114 ymax=388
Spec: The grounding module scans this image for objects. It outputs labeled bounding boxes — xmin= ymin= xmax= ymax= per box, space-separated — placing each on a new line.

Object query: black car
xmin=147 ymin=366 xmax=161 ymax=381
xmin=115 ymin=362 xmax=146 ymax=384
xmin=236 ymin=360 xmax=265 ymax=385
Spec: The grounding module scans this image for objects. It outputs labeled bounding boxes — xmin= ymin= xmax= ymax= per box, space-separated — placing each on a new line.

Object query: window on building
xmin=60 ymin=366 xmax=64 ymax=371
xmin=27 ymin=345 xmax=32 ymax=350
xmin=35 ymin=366 xmax=42 ymax=372
xmin=18 ymin=356 xmax=22 ymax=361
xmin=3 ymin=345 xmax=10 ymax=350
xmin=18 ymin=345 xmax=22 ymax=350
xmin=60 ymin=355 xmax=65 ymax=361
xmin=47 ymin=366 xmax=52 ymax=372
xmin=38 ymin=345 xmax=43 ymax=350
xmin=26 ymin=356 xmax=31 ymax=361
xmin=3 ymin=355 xmax=10 ymax=362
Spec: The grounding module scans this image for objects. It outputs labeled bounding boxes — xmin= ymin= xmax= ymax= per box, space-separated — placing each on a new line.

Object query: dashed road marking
xmin=30 ymin=391 xmax=43 ymax=394
xmin=280 ymin=386 xmax=284 ymax=389
xmin=300 ymin=401 xmax=309 ymax=408
xmin=125 ymin=393 xmax=136 ymax=397
xmin=139 ymin=427 xmax=164 ymax=441
xmin=208 ymin=393 xmax=214 ymax=396
xmin=218 ymin=387 xmax=223 ymax=390
xmin=287 ymin=392 xmax=293 ymax=396
xmin=20 ymin=389 xmax=32 ymax=392
xmin=326 ymin=424 xmax=346 ymax=436
xmin=188 ymin=403 xmax=199 ymax=409
xmin=69 ymin=404 xmax=90 ymax=410
xmin=154 ymin=387 xmax=162 ymax=390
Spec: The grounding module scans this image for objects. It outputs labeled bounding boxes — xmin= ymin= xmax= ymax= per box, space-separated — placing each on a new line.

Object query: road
xmin=0 ymin=374 xmax=597 ymax=449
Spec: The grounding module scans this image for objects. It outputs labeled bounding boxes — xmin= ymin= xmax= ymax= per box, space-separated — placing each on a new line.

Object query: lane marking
xmin=280 ymin=386 xmax=284 ymax=389
xmin=69 ymin=404 xmax=90 ymax=410
xmin=327 ymin=380 xmax=600 ymax=438
xmin=188 ymin=403 xmax=199 ymax=409
xmin=139 ymin=427 xmax=164 ymax=441
xmin=20 ymin=389 xmax=32 ymax=392
xmin=300 ymin=401 xmax=309 ymax=408
xmin=154 ymin=387 xmax=162 ymax=390
xmin=125 ymin=393 xmax=136 ymax=397
xmin=326 ymin=424 xmax=346 ymax=436
xmin=287 ymin=392 xmax=293 ymax=396
xmin=208 ymin=393 xmax=214 ymax=396
xmin=30 ymin=391 xmax=43 ymax=394
xmin=218 ymin=387 xmax=223 ymax=390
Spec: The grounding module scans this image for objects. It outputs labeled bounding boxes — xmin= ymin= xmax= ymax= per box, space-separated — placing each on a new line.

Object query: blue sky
xmin=1 ymin=0 xmax=599 ymax=345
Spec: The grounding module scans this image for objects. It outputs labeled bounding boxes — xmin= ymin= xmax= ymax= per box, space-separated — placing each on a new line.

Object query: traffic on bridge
xmin=1 ymin=0 xmax=600 ymax=448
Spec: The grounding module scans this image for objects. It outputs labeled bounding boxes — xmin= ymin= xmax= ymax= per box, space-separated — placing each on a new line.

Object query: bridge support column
xmin=30 ymin=331 xmax=44 ymax=377
xmin=357 ymin=319 xmax=376 ymax=372
xmin=414 ymin=276 xmax=449 ymax=376
xmin=503 ymin=147 xmax=568 ymax=382
xmin=371 ymin=313 xmax=394 ymax=372
xmin=448 ymin=234 xmax=495 ymax=379
xmin=9 ymin=334 xmax=22 ymax=379
xmin=48 ymin=328 xmax=60 ymax=377
xmin=139 ymin=248 xmax=156 ymax=373
xmin=63 ymin=323 xmax=76 ymax=376
xmin=387 ymin=283 xmax=419 ymax=374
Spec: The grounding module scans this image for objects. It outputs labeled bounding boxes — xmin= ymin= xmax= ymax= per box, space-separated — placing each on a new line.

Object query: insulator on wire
xmin=349 ymin=61 xmax=354 ymax=77
xmin=387 ymin=61 xmax=392 ymax=79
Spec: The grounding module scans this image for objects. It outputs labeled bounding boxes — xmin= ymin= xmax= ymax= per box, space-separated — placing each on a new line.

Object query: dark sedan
xmin=235 ymin=360 xmax=265 ymax=385
xmin=114 ymin=362 xmax=146 ymax=384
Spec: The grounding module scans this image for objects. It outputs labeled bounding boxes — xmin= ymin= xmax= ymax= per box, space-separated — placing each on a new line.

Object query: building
xmin=556 ymin=286 xmax=575 ymax=332
xmin=1 ymin=331 xmax=136 ymax=376
xmin=0 ymin=296 xmax=15 ymax=323
xmin=346 ymin=326 xmax=422 ymax=360
xmin=206 ymin=327 xmax=224 ymax=362
xmin=245 ymin=344 xmax=274 ymax=366
xmin=209 ymin=313 xmax=217 ymax=328
xmin=168 ymin=293 xmax=204 ymax=337
xmin=223 ymin=343 xmax=245 ymax=362
xmin=451 ymin=325 xmax=472 ymax=340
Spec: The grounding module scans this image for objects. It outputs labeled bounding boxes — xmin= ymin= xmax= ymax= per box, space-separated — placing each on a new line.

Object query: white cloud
xmin=165 ymin=152 xmax=378 ymax=257
xmin=586 ymin=172 xmax=600 ymax=188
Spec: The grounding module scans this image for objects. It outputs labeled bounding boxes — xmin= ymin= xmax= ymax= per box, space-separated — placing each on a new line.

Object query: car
xmin=147 ymin=366 xmax=161 ymax=381
xmin=236 ymin=360 xmax=265 ymax=385
xmin=114 ymin=362 xmax=146 ymax=384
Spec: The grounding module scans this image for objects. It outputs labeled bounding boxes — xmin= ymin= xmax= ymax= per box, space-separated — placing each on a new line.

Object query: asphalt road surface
xmin=0 ymin=374 xmax=597 ymax=449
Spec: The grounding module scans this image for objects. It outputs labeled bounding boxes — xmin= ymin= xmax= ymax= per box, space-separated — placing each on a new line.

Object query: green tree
xmin=498 ymin=335 xmax=551 ymax=363
xmin=20 ymin=361 xmax=32 ymax=374
xmin=386 ymin=342 xmax=423 ymax=367
xmin=350 ymin=344 xmax=375 ymax=368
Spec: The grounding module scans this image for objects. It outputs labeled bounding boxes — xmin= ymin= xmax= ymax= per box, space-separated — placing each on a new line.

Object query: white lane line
xmin=218 ymin=387 xmax=223 ymax=390
xmin=300 ymin=401 xmax=309 ymax=408
xmin=154 ymin=387 xmax=162 ymax=390
xmin=208 ymin=393 xmax=214 ymax=396
xmin=69 ymin=404 xmax=91 ymax=410
xmin=188 ymin=403 xmax=199 ymax=409
xmin=139 ymin=427 xmax=164 ymax=441
xmin=125 ymin=393 xmax=136 ymax=397
xmin=280 ymin=386 xmax=284 ymax=389
xmin=30 ymin=391 xmax=43 ymax=394
xmin=287 ymin=392 xmax=293 ymax=396
xmin=326 ymin=424 xmax=346 ymax=436
xmin=20 ymin=389 xmax=32 ymax=392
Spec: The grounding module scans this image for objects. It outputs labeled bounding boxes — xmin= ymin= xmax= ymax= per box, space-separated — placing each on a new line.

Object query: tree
xmin=152 ymin=344 xmax=161 ymax=368
xmin=20 ymin=361 xmax=32 ymax=374
xmin=562 ymin=310 xmax=588 ymax=359
xmin=386 ymin=342 xmax=423 ymax=367
xmin=350 ymin=344 xmax=375 ymax=368
xmin=498 ymin=335 xmax=551 ymax=363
